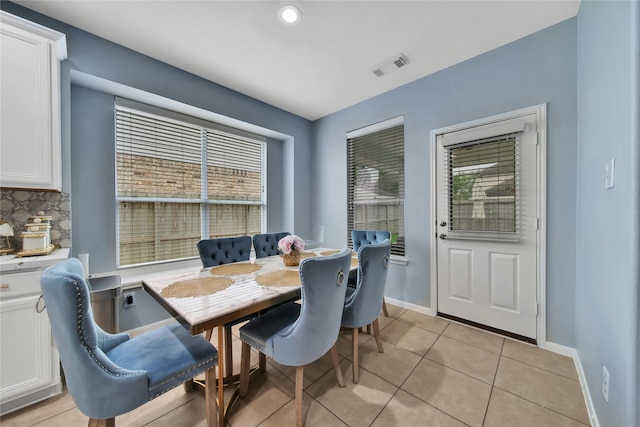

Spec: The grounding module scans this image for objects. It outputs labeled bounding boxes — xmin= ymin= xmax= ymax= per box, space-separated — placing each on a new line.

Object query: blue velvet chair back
xmin=252 ymin=232 xmax=290 ymax=258
xmin=197 ymin=236 xmax=252 ymax=267
xmin=40 ymin=258 xmax=218 ymax=422
xmin=275 ymin=248 xmax=351 ymax=365
xmin=40 ymin=258 xmax=150 ymax=419
xmin=351 ymin=230 xmax=391 ymax=251
xmin=342 ymin=239 xmax=391 ymax=328
xmin=240 ymin=248 xmax=352 ymax=367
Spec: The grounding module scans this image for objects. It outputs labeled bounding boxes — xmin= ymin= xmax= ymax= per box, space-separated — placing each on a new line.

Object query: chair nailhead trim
xmin=148 ymin=356 xmax=217 ymax=399
xmin=67 ymin=277 xmax=144 ymax=379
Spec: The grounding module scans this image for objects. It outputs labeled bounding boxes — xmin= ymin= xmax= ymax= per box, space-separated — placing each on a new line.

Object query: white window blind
xmin=205 ymin=129 xmax=264 ymax=239
xmin=347 ymin=120 xmax=405 ymax=257
xmin=444 ymin=133 xmax=520 ymax=241
xmin=206 ymin=130 xmax=263 ymax=201
xmin=116 ymin=107 xmax=202 ymax=199
xmin=115 ymin=102 xmax=265 ymax=267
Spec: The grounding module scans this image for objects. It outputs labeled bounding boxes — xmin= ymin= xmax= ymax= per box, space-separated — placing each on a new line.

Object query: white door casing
xmin=430 ymin=105 xmax=546 ymax=342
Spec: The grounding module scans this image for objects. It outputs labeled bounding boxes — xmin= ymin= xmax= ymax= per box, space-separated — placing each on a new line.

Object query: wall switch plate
xmin=602 ymin=366 xmax=610 ymax=402
xmin=605 ymin=158 xmax=615 ymax=189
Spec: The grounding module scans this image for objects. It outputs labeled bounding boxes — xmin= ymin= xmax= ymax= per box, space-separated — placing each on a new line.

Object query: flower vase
xmin=283 ymin=249 xmax=300 ymax=266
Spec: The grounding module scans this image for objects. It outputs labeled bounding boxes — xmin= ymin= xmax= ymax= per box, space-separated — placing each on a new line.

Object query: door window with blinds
xmin=115 ymin=101 xmax=265 ymax=267
xmin=443 ymin=132 xmax=520 ymax=241
xmin=347 ymin=117 xmax=405 ymax=257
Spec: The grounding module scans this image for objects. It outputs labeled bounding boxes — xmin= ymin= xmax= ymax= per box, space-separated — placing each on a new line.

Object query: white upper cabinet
xmin=0 ymin=12 xmax=66 ymax=191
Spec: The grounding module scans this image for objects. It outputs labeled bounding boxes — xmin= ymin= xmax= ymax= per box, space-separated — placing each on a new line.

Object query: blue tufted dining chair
xmin=252 ymin=231 xmax=290 ymax=258
xmin=350 ymin=230 xmax=391 ymax=317
xmin=40 ymin=258 xmax=218 ymax=427
xmin=196 ymin=235 xmax=257 ymax=378
xmin=238 ymin=248 xmax=352 ymax=427
xmin=197 ymin=236 xmax=252 ymax=267
xmin=342 ymin=239 xmax=391 ymax=383
xmin=352 ymin=230 xmax=391 ymax=250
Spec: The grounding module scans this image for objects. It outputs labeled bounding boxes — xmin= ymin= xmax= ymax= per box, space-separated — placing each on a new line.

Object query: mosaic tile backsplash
xmin=0 ymin=190 xmax=71 ymax=250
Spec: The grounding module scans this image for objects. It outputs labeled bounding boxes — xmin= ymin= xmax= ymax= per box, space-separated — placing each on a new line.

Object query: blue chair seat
xmin=107 ymin=323 xmax=217 ymax=397
xmin=239 ymin=302 xmax=301 ymax=361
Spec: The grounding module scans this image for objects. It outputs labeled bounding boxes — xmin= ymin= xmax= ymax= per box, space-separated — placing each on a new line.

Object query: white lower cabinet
xmin=0 ymin=252 xmax=67 ymax=416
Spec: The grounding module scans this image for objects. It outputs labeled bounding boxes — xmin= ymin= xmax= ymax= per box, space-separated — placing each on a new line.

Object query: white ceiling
xmin=14 ymin=1 xmax=580 ymax=120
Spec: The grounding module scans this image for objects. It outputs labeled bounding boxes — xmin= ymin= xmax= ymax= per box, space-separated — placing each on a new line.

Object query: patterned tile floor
xmin=0 ymin=304 xmax=590 ymax=426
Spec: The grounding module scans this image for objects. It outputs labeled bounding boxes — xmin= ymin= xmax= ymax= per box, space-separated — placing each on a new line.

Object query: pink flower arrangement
xmin=278 ymin=235 xmax=305 ymax=254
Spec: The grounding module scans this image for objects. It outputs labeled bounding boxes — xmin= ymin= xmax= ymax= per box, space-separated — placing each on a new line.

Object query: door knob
xmin=439 ymin=234 xmax=447 ymax=240
xmin=439 ymin=221 xmax=447 ymax=227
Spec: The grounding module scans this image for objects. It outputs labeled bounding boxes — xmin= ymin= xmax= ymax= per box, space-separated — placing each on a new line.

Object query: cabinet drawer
xmin=0 ymin=270 xmax=42 ymax=300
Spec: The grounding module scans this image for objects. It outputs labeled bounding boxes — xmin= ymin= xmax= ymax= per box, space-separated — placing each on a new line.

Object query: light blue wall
xmin=576 ymin=1 xmax=639 ymax=425
xmin=313 ymin=18 xmax=578 ymax=345
xmin=1 ymin=2 xmax=314 ymax=274
xmin=4 ymin=0 xmax=640 ymax=423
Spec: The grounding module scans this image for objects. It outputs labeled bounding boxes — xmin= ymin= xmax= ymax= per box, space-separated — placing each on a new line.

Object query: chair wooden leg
xmin=224 ymin=326 xmax=233 ymax=377
xmin=330 ymin=344 xmax=345 ymax=387
xmin=205 ymin=366 xmax=218 ymax=427
xmin=382 ymin=298 xmax=389 ymax=317
xmin=239 ymin=342 xmax=251 ymax=397
xmin=295 ymin=366 xmax=304 ymax=427
xmin=183 ymin=378 xmax=195 ymax=392
xmin=217 ymin=327 xmax=225 ymax=427
xmin=373 ymin=318 xmax=384 ymax=353
xmin=366 ymin=324 xmax=372 ymax=334
xmin=259 ymin=352 xmax=267 ymax=373
xmin=352 ymin=327 xmax=359 ymax=383
xmin=88 ymin=418 xmax=115 ymax=427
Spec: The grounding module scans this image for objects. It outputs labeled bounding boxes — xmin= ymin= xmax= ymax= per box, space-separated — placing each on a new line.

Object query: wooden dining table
xmin=142 ymin=247 xmax=357 ymax=425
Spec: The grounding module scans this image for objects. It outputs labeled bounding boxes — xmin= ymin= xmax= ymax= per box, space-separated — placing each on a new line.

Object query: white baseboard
xmin=384 ymin=296 xmax=434 ymax=316
xmin=531 ymin=341 xmax=599 ymax=427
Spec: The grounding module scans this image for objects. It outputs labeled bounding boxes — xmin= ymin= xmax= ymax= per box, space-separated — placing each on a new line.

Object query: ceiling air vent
xmin=371 ymin=54 xmax=408 ymax=77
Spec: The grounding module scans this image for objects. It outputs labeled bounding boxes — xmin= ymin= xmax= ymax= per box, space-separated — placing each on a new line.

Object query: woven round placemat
xmin=299 ymin=252 xmax=316 ymax=259
xmin=255 ymin=270 xmax=301 ymax=287
xmin=209 ymin=263 xmax=262 ymax=276
xmin=161 ymin=276 xmax=233 ymax=298
xmin=320 ymin=250 xmax=340 ymax=256
xmin=318 ymin=250 xmax=358 ymax=267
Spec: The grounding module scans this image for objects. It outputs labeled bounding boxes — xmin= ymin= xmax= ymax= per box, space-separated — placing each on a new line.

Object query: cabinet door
xmin=0 ymin=20 xmax=61 ymax=190
xmin=0 ymin=294 xmax=56 ymax=404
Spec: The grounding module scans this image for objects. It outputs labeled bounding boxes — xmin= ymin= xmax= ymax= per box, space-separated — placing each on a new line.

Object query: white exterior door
xmin=435 ymin=111 xmax=540 ymax=340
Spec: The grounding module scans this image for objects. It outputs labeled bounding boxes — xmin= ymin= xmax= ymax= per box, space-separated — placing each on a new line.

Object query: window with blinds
xmin=347 ymin=120 xmax=405 ymax=257
xmin=445 ymin=134 xmax=519 ymax=240
xmin=115 ymin=103 xmax=265 ymax=267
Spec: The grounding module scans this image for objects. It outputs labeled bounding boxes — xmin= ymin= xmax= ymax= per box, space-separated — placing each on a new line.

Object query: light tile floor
xmin=0 ymin=304 xmax=590 ymax=426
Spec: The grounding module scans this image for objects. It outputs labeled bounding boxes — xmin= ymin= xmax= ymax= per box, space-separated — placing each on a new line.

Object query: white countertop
xmin=0 ymin=247 xmax=70 ymax=273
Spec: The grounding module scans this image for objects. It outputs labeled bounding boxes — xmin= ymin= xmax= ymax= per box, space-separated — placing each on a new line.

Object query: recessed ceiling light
xmin=279 ymin=5 xmax=302 ymax=25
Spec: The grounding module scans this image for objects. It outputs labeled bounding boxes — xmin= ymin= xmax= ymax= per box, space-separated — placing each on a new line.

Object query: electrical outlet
xmin=124 ymin=293 xmax=136 ymax=308
xmin=602 ymin=366 xmax=610 ymax=402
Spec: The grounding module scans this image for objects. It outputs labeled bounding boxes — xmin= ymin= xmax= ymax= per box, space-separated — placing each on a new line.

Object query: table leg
xmin=217 ymin=326 xmax=225 ymax=427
